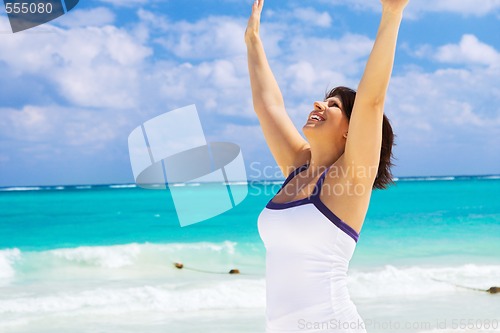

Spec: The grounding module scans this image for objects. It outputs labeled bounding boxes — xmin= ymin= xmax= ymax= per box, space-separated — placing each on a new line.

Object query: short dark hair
xmin=324 ymin=86 xmax=396 ymax=190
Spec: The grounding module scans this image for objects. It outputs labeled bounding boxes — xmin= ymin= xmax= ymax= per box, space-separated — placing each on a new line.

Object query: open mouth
xmin=309 ymin=113 xmax=326 ymax=122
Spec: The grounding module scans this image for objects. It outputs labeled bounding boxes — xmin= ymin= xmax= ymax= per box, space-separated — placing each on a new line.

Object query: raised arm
xmin=245 ymin=0 xmax=310 ymax=177
xmin=344 ymin=0 xmax=409 ymax=185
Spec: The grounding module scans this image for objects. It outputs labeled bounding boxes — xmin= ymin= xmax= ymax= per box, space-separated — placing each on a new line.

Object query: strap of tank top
xmin=311 ymin=166 xmax=331 ymax=198
xmin=281 ymin=162 xmax=309 ymax=189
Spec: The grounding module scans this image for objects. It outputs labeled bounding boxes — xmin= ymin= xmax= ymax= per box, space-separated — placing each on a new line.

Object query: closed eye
xmin=328 ymin=101 xmax=340 ymax=108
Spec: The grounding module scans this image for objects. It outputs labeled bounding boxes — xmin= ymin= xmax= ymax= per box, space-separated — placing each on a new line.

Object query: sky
xmin=0 ymin=0 xmax=499 ymax=187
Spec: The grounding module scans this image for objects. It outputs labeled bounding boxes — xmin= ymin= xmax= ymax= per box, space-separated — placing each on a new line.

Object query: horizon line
xmin=1 ymin=172 xmax=500 ymax=189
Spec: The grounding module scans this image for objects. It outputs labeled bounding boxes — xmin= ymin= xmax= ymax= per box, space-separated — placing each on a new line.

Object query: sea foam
xmin=0 ymin=248 xmax=21 ymax=280
xmin=349 ymin=263 xmax=500 ymax=298
xmin=0 ymin=278 xmax=266 ymax=314
xmin=1 ymin=242 xmax=498 ymax=299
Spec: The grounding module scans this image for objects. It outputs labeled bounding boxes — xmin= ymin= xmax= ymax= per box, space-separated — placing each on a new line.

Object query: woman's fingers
xmin=246 ymin=0 xmax=264 ymax=40
xmin=252 ymin=0 xmax=264 ymax=17
xmin=252 ymin=0 xmax=264 ymax=11
xmin=257 ymin=0 xmax=265 ymax=11
xmin=380 ymin=0 xmax=409 ymax=13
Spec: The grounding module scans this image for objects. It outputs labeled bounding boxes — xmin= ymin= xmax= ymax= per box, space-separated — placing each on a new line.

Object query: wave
xmin=1 ymin=243 xmax=499 ymax=324
xmin=0 ymin=241 xmax=265 ymax=316
xmin=2 ymin=174 xmax=497 ymax=193
xmin=394 ymin=174 xmax=500 ymax=182
xmin=108 ymin=184 xmax=137 ymax=189
xmin=398 ymin=176 xmax=455 ymax=182
xmin=0 ymin=248 xmax=21 ymax=280
xmin=2 ymin=242 xmax=498 ymax=296
xmin=0 ymin=241 xmax=250 ymax=283
xmin=478 ymin=175 xmax=500 ymax=180
xmin=227 ymin=181 xmax=248 ymax=185
xmin=50 ymin=243 xmax=144 ymax=268
xmin=0 ymin=261 xmax=498 ymax=316
xmin=0 ymin=278 xmax=266 ymax=315
xmin=349 ymin=264 xmax=500 ymax=298
xmin=47 ymin=241 xmax=243 ymax=268
xmin=170 ymin=182 xmax=247 ymax=187
xmin=0 ymin=186 xmax=43 ymax=191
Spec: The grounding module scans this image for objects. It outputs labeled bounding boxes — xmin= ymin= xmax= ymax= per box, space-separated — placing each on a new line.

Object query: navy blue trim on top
xmin=281 ymin=163 xmax=310 ymax=189
xmin=266 ymin=163 xmax=359 ymax=243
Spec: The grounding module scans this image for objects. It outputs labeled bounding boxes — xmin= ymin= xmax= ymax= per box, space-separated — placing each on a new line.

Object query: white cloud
xmin=280 ymin=60 xmax=347 ymax=99
xmin=285 ymin=34 xmax=373 ymax=75
xmin=55 ymin=7 xmax=116 ymax=28
xmin=290 ymin=7 xmax=333 ymax=28
xmin=1 ymin=106 xmax=53 ymax=141
xmin=0 ymin=6 xmax=498 ymax=184
xmin=147 ymin=14 xmax=248 ymax=60
xmin=0 ymin=105 xmax=129 ymax=153
xmin=0 ymin=17 xmax=152 ymax=109
xmin=0 ymin=9 xmax=392 ymax=155
xmin=411 ymin=34 xmax=500 ymax=69
xmin=326 ymin=0 xmax=500 ymax=17
xmin=136 ymin=8 xmax=170 ymax=31
xmin=434 ymin=34 xmax=500 ymax=68
xmin=387 ymin=66 xmax=500 ymax=145
xmin=418 ymin=0 xmax=500 ymax=16
xmin=326 ymin=0 xmax=379 ymax=12
xmin=384 ymin=64 xmax=500 ymax=176
xmin=96 ymin=0 xmax=148 ymax=7
xmin=275 ymin=33 xmax=372 ymax=99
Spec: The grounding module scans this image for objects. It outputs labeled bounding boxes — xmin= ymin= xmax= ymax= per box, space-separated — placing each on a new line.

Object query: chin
xmin=302 ymin=123 xmax=319 ymax=139
xmin=303 ymin=122 xmax=322 ymax=131
xmin=302 ymin=124 xmax=313 ymax=134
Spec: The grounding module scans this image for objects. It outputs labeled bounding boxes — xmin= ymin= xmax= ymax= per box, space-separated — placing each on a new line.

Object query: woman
xmin=246 ymin=0 xmax=409 ymax=332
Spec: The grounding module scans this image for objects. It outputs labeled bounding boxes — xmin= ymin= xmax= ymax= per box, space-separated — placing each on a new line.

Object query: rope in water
xmin=173 ymin=262 xmax=261 ymax=276
xmin=173 ymin=263 xmax=499 ymax=293
xmin=430 ymin=277 xmax=499 ymax=294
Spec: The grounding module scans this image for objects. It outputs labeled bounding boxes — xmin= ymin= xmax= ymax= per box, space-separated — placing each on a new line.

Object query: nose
xmin=314 ymin=101 xmax=326 ymax=111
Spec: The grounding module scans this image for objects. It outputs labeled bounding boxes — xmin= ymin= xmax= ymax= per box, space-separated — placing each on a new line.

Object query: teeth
xmin=310 ymin=115 xmax=322 ymax=121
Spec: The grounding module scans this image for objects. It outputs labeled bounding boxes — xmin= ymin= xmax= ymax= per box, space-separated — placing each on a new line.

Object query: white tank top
xmin=257 ymin=163 xmax=367 ymax=333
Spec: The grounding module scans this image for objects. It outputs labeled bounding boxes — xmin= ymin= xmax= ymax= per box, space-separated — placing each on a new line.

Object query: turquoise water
xmin=0 ymin=177 xmax=499 ymax=333
xmin=1 ymin=177 xmax=499 ymax=265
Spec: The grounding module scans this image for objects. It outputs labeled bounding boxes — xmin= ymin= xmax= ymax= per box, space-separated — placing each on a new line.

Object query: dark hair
xmin=324 ymin=86 xmax=395 ymax=190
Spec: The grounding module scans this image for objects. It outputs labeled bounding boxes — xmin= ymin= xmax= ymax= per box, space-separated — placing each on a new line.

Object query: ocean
xmin=1 ymin=176 xmax=499 ymax=333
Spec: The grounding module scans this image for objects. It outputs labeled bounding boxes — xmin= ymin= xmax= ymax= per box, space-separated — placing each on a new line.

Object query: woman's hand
xmin=380 ymin=0 xmax=409 ymax=14
xmin=245 ymin=0 xmax=264 ymax=44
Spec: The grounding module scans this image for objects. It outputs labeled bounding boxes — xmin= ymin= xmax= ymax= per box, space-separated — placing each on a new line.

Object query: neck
xmin=307 ymin=140 xmax=344 ymax=176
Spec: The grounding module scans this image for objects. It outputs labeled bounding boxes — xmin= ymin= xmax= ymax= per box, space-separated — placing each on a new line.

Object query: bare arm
xmin=344 ymin=1 xmax=408 ymax=184
xmin=245 ymin=0 xmax=310 ymax=176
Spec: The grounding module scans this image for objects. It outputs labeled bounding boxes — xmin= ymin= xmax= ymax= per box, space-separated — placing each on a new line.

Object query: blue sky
xmin=0 ymin=0 xmax=499 ymax=186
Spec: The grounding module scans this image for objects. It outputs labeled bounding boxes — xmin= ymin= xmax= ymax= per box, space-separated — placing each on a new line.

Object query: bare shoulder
xmin=320 ymin=156 xmax=374 ymax=234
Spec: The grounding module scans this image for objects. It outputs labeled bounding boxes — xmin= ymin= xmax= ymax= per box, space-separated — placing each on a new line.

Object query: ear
xmin=343 ymin=131 xmax=348 ymax=139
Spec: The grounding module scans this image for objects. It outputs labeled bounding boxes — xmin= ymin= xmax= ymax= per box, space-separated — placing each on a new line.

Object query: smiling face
xmin=303 ymin=94 xmax=350 ymax=147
